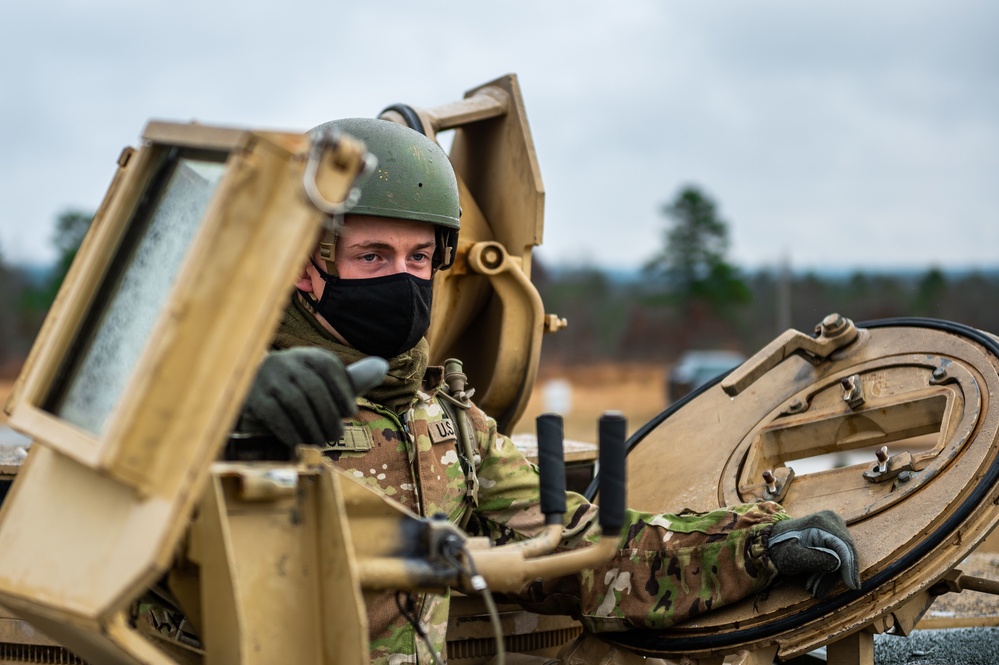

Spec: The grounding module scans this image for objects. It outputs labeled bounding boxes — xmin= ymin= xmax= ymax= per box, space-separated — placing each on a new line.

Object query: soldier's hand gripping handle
xmin=238 ymin=347 xmax=387 ymax=448
xmin=768 ymin=509 xmax=861 ymax=598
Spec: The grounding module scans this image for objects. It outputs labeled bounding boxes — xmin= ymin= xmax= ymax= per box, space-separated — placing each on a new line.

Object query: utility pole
xmin=777 ymin=251 xmax=792 ymax=333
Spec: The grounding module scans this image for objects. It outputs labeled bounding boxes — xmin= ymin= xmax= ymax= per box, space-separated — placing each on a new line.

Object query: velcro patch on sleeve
xmin=430 ymin=418 xmax=458 ymax=445
xmin=321 ymin=426 xmax=373 ymax=452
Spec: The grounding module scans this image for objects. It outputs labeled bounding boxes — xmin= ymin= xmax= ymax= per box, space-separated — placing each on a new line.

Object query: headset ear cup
xmin=379 ymin=104 xmax=426 ymax=135
xmin=435 ymin=227 xmax=458 ymax=271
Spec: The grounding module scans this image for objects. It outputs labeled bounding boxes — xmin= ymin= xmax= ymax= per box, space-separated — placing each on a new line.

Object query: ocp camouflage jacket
xmin=322 ymin=364 xmax=787 ymax=665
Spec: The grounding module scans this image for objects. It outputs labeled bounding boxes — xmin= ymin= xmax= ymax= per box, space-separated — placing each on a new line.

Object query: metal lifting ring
xmin=302 ymin=127 xmax=378 ymax=219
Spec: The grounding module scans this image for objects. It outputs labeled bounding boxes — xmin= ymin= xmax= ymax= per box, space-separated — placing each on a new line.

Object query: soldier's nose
xmin=390 ymin=257 xmax=422 ymax=276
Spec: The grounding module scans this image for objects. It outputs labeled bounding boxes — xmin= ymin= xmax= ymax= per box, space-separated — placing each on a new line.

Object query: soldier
xmin=234 ymin=118 xmax=860 ymax=664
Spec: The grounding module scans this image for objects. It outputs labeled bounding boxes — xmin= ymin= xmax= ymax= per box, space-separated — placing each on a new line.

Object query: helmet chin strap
xmin=317 ymin=225 xmax=339 ymax=275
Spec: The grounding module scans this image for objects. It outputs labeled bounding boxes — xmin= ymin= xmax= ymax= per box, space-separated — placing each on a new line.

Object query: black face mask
xmin=300 ymin=262 xmax=433 ymax=358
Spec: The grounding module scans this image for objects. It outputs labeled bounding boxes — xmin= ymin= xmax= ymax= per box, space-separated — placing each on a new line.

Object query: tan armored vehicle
xmin=1 ymin=74 xmax=997 ymax=665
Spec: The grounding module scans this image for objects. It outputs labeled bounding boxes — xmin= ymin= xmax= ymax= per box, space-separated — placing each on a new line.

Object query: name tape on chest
xmin=430 ymin=418 xmax=458 ymax=446
xmin=320 ymin=426 xmax=373 ymax=453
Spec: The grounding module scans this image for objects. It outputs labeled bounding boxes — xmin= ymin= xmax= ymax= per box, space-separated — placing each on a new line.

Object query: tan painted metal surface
xmin=0 ymin=72 xmax=996 ymax=665
xmin=0 ymin=123 xmax=371 ymax=665
xmin=0 ymin=76 xmax=578 ymax=664
xmin=416 ymin=73 xmax=557 ymax=434
xmin=620 ymin=316 xmax=999 ymax=663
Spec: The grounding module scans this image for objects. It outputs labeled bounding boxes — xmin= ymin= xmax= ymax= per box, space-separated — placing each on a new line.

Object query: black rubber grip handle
xmin=536 ymin=413 xmax=567 ymax=525
xmin=598 ymin=412 xmax=627 ymax=537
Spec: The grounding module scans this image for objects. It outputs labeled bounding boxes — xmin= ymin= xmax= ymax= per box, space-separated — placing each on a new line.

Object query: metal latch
xmin=722 ymin=313 xmax=859 ymax=397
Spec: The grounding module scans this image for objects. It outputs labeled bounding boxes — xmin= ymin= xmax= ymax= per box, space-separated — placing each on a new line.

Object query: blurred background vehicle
xmin=666 ymin=350 xmax=746 ymax=403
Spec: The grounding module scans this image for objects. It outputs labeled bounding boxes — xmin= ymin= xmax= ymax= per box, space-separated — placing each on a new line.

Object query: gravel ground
xmin=796 ymin=551 xmax=999 ymax=664
xmin=874 ymin=627 xmax=999 ymax=665
xmin=919 ymin=553 xmax=999 ymax=629
xmin=873 ymin=555 xmax=999 ymax=665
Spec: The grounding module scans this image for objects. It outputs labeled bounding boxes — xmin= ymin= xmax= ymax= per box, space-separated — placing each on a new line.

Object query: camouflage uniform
xmin=272 ymin=300 xmax=788 ymax=664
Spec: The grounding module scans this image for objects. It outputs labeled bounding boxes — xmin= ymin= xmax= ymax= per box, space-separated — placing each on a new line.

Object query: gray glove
xmin=238 ymin=347 xmax=387 ymax=448
xmin=768 ymin=510 xmax=861 ymax=599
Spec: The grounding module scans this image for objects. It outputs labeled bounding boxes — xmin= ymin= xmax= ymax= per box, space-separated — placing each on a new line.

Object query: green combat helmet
xmin=310 ymin=117 xmax=461 ymax=271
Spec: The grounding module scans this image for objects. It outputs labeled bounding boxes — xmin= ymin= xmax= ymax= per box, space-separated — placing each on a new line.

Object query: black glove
xmin=768 ymin=510 xmax=861 ymax=599
xmin=238 ymin=347 xmax=387 ymax=448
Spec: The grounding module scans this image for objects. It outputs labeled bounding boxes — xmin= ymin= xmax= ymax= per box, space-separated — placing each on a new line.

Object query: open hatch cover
xmin=602 ymin=316 xmax=999 ymax=661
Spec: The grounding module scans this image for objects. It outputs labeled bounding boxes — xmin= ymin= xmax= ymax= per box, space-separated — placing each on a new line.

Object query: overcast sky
xmin=2 ymin=1 xmax=997 ymax=273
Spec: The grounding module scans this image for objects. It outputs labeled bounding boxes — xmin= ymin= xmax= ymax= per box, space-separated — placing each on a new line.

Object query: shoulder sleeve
xmin=463 ymin=404 xmax=598 ymax=547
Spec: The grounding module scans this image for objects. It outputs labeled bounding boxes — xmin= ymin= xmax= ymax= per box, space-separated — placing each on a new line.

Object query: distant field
xmin=0 ymin=365 xmax=670 ymax=440
xmin=513 ymin=362 xmax=669 ymax=443
xmin=0 ymin=380 xmax=11 ymax=425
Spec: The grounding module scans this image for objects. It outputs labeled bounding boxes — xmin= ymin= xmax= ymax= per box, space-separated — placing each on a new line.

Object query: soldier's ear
xmin=295 ymin=265 xmax=314 ymax=292
xmin=295 ymin=252 xmax=321 ymax=293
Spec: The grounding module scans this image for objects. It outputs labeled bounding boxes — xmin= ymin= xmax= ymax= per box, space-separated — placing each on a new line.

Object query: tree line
xmin=0 ymin=210 xmax=91 ymax=375
xmin=535 ymin=261 xmax=999 ymax=365
xmin=2 ymin=196 xmax=998 ymax=375
xmin=535 ymin=186 xmax=999 ymax=365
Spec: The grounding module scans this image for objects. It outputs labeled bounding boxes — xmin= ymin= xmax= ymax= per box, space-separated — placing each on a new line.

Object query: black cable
xmin=462 ymin=545 xmax=506 ymax=665
xmin=440 ymin=537 xmax=506 ymax=665
xmin=602 ymin=317 xmax=999 ymax=654
xmin=395 ymin=591 xmax=445 ymax=665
